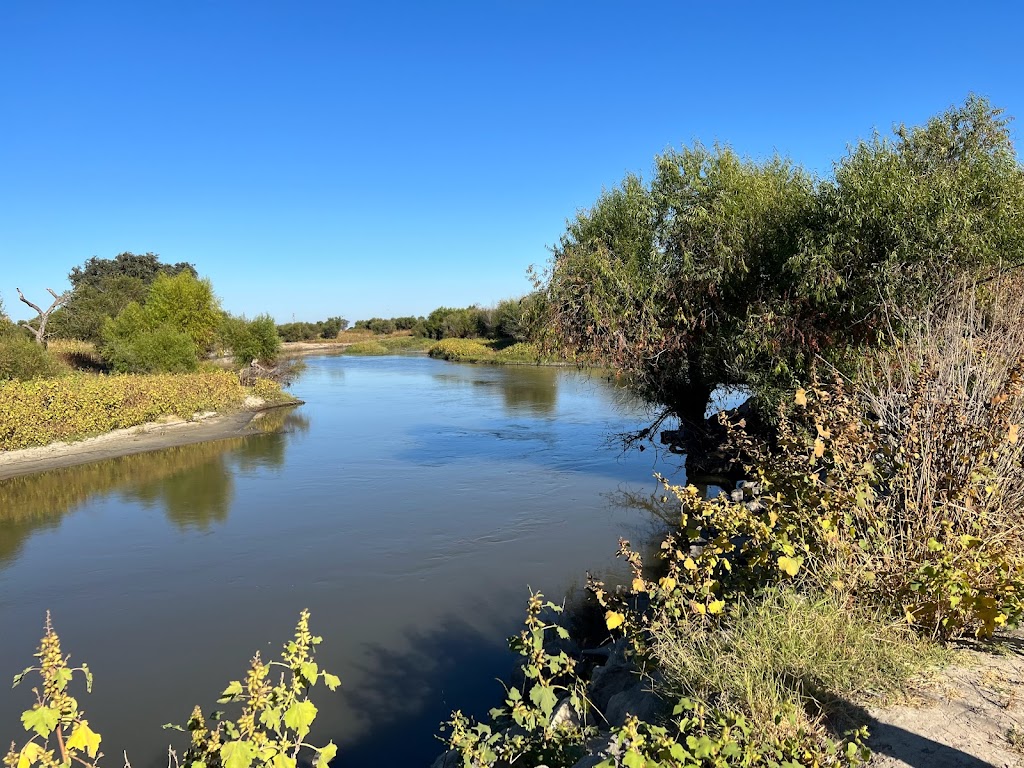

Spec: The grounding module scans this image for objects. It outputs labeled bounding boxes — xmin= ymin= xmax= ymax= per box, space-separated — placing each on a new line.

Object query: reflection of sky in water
xmin=0 ymin=357 xmax=671 ymax=768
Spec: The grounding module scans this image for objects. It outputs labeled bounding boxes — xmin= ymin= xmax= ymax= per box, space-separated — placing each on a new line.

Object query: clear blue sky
xmin=2 ymin=1 xmax=1022 ymax=323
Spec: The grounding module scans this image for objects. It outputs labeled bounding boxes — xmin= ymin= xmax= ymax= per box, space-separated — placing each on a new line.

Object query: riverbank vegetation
xmin=434 ymin=97 xmax=1024 ymax=767
xmin=5 ymin=96 xmax=1024 ymax=768
xmin=0 ymin=370 xmax=291 ymax=451
xmin=2 ymin=255 xmax=293 ymax=452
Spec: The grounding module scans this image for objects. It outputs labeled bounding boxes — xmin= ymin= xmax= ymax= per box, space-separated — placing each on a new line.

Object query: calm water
xmin=0 ymin=355 xmax=679 ymax=767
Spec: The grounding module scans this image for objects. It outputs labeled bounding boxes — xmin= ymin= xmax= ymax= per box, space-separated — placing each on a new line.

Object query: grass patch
xmin=654 ymin=587 xmax=949 ymax=737
xmin=342 ymin=336 xmax=433 ymax=355
xmin=343 ymin=340 xmax=389 ymax=355
xmin=428 ymin=338 xmax=552 ymax=364
xmin=47 ymin=339 xmax=106 ymax=372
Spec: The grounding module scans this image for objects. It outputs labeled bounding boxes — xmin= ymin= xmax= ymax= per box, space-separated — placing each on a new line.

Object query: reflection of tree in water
xmin=0 ymin=407 xmax=305 ymax=563
xmin=497 ymin=367 xmax=558 ymax=416
xmin=233 ymin=410 xmax=310 ymax=473
xmin=122 ymin=455 xmax=234 ymax=531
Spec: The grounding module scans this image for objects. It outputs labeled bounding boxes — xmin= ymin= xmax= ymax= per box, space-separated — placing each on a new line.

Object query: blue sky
xmin=2 ymin=1 xmax=1022 ymax=323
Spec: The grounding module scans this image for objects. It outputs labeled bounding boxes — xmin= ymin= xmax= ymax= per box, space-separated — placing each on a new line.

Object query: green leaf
xmin=66 ymin=720 xmax=102 ymax=758
xmin=299 ymin=662 xmax=318 ymax=684
xmin=21 ymin=706 xmax=60 ymax=738
xmin=54 ymin=667 xmax=73 ymax=692
xmin=218 ymin=681 xmax=243 ymax=703
xmin=259 ymin=706 xmax=281 ymax=731
xmin=529 ymin=684 xmax=558 ymax=717
xmin=322 ymin=673 xmax=341 ymax=691
xmin=315 ymin=741 xmax=337 ymax=768
xmin=220 ymin=741 xmax=256 ymax=768
xmin=622 ymin=750 xmax=646 ymax=768
xmin=271 ymin=755 xmax=295 ymax=768
xmin=12 ymin=668 xmax=33 ymax=688
xmin=283 ymin=700 xmax=318 ymax=738
xmin=81 ymin=664 xmax=93 ymax=693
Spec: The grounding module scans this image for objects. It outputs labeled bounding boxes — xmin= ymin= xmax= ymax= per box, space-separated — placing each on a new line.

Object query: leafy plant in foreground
xmin=166 ymin=610 xmax=339 ymax=768
xmin=4 ymin=613 xmax=340 ymax=768
xmin=5 ymin=614 xmax=101 ymax=768
xmin=442 ymin=591 xmax=593 ymax=767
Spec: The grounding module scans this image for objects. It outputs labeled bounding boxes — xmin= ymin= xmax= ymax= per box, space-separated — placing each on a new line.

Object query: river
xmin=0 ymin=354 xmax=680 ymax=767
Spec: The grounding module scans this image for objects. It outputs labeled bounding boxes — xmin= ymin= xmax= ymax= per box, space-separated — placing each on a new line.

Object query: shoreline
xmin=0 ymin=403 xmax=302 ymax=481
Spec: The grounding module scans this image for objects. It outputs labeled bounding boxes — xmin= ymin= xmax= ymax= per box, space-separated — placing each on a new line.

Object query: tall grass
xmin=654 ymin=588 xmax=947 ymax=737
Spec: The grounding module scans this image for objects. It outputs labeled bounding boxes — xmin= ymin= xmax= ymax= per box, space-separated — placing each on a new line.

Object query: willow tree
xmin=545 ymin=96 xmax=1024 ymax=435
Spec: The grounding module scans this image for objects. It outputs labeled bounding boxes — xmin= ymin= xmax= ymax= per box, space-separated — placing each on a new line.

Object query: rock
xmin=550 ymin=697 xmax=581 ymax=730
xmin=429 ymin=749 xmax=461 ymax=768
xmin=604 ymin=682 xmax=665 ymax=727
xmin=588 ymin=653 xmax=639 ymax=714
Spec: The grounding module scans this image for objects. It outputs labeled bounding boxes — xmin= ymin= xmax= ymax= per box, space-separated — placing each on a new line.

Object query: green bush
xmin=102 ymin=324 xmax=199 ymax=374
xmin=428 ymin=338 xmax=494 ymax=362
xmin=0 ymin=334 xmax=62 ymax=380
xmin=220 ymin=313 xmax=281 ymax=365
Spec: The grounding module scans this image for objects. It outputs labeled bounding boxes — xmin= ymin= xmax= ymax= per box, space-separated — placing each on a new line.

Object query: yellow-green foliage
xmin=494 ymin=342 xmax=545 ymax=363
xmin=250 ymin=377 xmax=290 ymax=403
xmin=45 ymin=340 xmax=104 ymax=371
xmin=343 ymin=336 xmax=433 ymax=355
xmin=429 ymin=338 xmax=551 ymax=364
xmin=343 ymin=340 xmax=388 ymax=355
xmin=428 ymin=338 xmax=494 ymax=361
xmin=5 ymin=613 xmax=339 ymax=768
xmin=0 ymin=371 xmax=251 ymax=450
xmin=0 ymin=335 xmax=63 ymax=381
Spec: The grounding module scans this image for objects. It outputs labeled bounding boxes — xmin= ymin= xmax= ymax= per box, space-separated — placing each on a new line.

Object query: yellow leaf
xmin=794 ymin=388 xmax=807 ymax=407
xmin=17 ymin=743 xmax=44 ymax=768
xmin=658 ymin=576 xmax=677 ymax=592
xmin=707 ymin=600 xmax=726 ymax=615
xmin=813 ymin=438 xmax=825 ymax=458
xmin=1009 ymin=424 xmax=1020 ymax=444
xmin=777 ymin=556 xmax=803 ymax=577
xmin=690 ymin=601 xmax=707 ymax=615
xmin=66 ymin=720 xmax=102 ymax=759
xmin=605 ymin=611 xmax=625 ymax=630
xmin=631 ymin=577 xmax=646 ymax=592
xmin=682 ymin=557 xmax=697 ymax=571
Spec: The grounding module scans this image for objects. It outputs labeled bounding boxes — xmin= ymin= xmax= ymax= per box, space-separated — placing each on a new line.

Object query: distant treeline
xmin=312 ymin=294 xmax=547 ymax=343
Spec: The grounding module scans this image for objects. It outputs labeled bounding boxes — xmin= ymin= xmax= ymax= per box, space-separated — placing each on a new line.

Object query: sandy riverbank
xmin=0 ymin=403 xmax=301 ymax=481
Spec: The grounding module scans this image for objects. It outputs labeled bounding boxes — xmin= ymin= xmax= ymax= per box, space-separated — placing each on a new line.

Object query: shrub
xmin=343 ymin=340 xmax=388 ymax=355
xmin=0 ymin=334 xmax=62 ymax=380
xmin=0 ymin=370 xmax=251 ymax=450
xmin=102 ymin=324 xmax=199 ymax=374
xmin=428 ymin=338 xmax=494 ymax=362
xmin=221 ymin=313 xmax=281 ymax=365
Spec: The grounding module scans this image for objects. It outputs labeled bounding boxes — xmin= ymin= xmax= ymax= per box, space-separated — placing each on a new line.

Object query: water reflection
xmin=432 ymin=366 xmax=559 ymax=416
xmin=0 ymin=408 xmax=307 ymax=562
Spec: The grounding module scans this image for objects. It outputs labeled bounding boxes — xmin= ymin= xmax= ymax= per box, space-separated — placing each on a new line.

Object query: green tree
xmin=545 ymin=96 xmax=1024 ymax=433
xmin=145 ymin=271 xmax=222 ymax=352
xmin=220 ymin=313 xmax=282 ymax=364
xmin=100 ymin=272 xmax=222 ymax=373
xmin=51 ymin=252 xmax=197 ymax=343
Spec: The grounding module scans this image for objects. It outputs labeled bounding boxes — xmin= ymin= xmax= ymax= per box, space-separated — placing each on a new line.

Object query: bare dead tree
xmin=16 ymin=287 xmax=68 ymax=347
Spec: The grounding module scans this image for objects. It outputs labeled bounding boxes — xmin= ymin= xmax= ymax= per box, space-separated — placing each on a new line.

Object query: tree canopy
xmin=544 ymin=96 xmax=1024 ymax=430
xmin=51 ymin=252 xmax=198 ymax=343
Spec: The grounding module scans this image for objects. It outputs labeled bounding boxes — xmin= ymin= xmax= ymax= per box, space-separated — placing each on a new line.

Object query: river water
xmin=0 ymin=354 xmax=680 ymax=767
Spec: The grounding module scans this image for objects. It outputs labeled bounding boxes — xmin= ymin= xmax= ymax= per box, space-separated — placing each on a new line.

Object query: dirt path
xmin=867 ymin=631 xmax=1024 ymax=767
